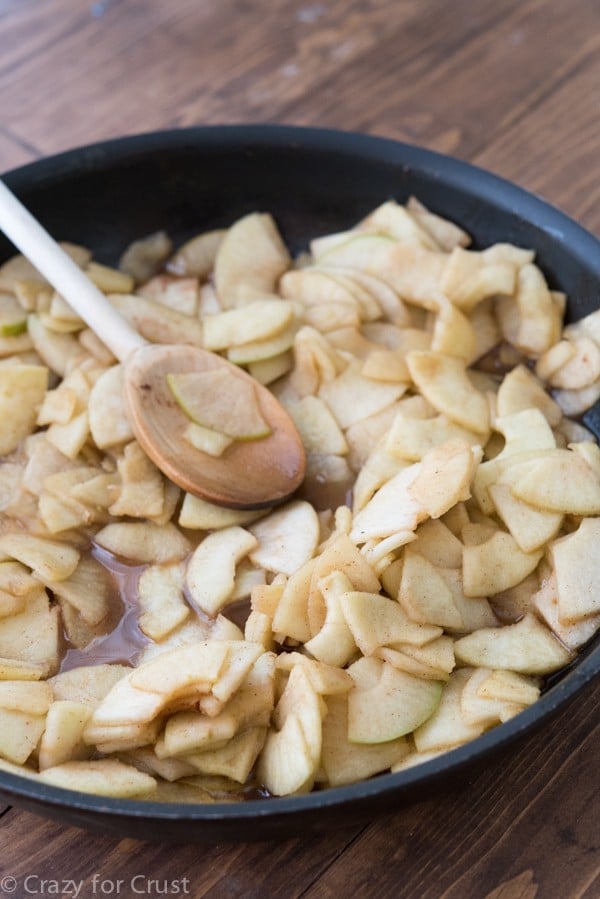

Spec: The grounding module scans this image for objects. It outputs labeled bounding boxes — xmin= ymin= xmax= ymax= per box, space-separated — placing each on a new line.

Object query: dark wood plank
xmin=1 ymin=0 xmax=597 ymax=168
xmin=0 ymin=808 xmax=362 ymax=898
xmin=474 ymin=43 xmax=600 ymax=236
xmin=256 ymin=0 xmax=599 ymax=157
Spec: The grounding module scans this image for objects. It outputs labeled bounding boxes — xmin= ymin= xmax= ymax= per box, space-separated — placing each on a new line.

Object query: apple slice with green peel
xmin=0 ymin=294 xmax=27 ymax=336
xmin=166 ymin=369 xmax=271 ymax=440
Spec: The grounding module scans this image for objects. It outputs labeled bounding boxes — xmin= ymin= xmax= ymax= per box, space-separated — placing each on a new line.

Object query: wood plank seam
xmin=0 ymin=125 xmax=42 ymax=166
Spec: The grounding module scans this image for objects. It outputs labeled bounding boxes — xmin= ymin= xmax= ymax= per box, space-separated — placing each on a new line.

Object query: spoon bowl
xmin=0 ymin=179 xmax=306 ymax=509
xmin=125 ymin=343 xmax=305 ymax=508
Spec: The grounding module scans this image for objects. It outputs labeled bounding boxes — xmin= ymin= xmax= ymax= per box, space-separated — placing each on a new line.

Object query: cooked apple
xmin=214 ymin=212 xmax=290 ymax=308
xmin=137 ymin=562 xmax=190 ymax=641
xmin=203 ymin=298 xmax=294 ymax=350
xmin=183 ymin=726 xmax=267 ymax=783
xmin=460 ymin=668 xmax=532 ymax=728
xmin=406 ymin=351 xmax=490 ymax=435
xmin=550 ymin=518 xmax=600 ymax=623
xmin=399 ymin=550 xmax=462 ymax=630
xmin=0 ymin=364 xmax=48 ymax=455
xmin=510 ymin=448 xmax=600 ymax=514
xmin=0 ymin=707 xmax=48 ymax=764
xmin=95 ymin=521 xmax=191 ymax=564
xmin=340 ymin=589 xmax=442 ymax=655
xmin=462 ymin=531 xmax=543 ymax=597
xmin=304 ymin=573 xmax=358 ymax=667
xmin=39 ymin=758 xmax=157 ymax=798
xmin=275 ymin=653 xmax=353 ymax=695
xmin=347 ymin=658 xmax=442 ymax=743
xmin=249 ymin=501 xmax=320 ymax=576
xmin=454 ymin=614 xmax=572 ymax=674
xmin=0 ymin=293 xmax=27 ymax=336
xmin=186 ymin=526 xmax=258 ymax=617
xmin=319 ymin=361 xmax=406 ymax=429
xmin=413 ymin=669 xmax=484 ymax=753
xmin=38 ymin=700 xmax=92 ymax=769
xmin=321 ymin=694 xmax=409 ymax=787
xmin=167 ymin=369 xmax=271 ymax=440
xmin=257 ymin=664 xmax=323 ymax=795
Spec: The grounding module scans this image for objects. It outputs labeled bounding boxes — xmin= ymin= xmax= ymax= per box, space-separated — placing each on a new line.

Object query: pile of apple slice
xmin=1 ymin=198 xmax=600 ymax=802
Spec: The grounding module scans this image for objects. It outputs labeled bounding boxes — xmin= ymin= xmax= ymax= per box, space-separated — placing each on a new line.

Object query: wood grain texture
xmin=474 ymin=40 xmax=600 ymax=235
xmin=0 ymin=0 xmax=599 ymax=896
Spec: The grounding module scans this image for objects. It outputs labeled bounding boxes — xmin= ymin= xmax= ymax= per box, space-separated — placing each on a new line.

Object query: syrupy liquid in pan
xmin=59 ymin=546 xmax=150 ymax=672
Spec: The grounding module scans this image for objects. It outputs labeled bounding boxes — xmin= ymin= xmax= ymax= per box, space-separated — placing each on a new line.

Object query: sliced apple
xmin=285 ymin=395 xmax=348 ymax=455
xmin=321 ymin=694 xmax=409 ymax=787
xmin=0 ymin=364 xmax=48 ymax=455
xmin=0 ymin=293 xmax=27 ymax=336
xmin=249 ymin=500 xmax=320 ymax=576
xmin=214 ymin=212 xmax=291 ymax=308
xmin=460 ymin=668 xmax=532 ymax=728
xmin=454 ymin=614 xmax=572 ymax=675
xmin=462 ymin=531 xmax=543 ymax=597
xmin=167 ymin=369 xmax=271 ymax=440
xmin=49 ymin=663 xmax=131 ymax=706
xmin=183 ymin=726 xmax=266 ymax=782
xmin=347 ymin=658 xmax=443 ymax=743
xmin=340 ymin=589 xmax=443 ymax=655
xmin=318 ymin=360 xmax=406 ymax=429
xmin=406 ymin=351 xmax=490 ymax=435
xmin=178 ymin=493 xmax=266 ymax=530
xmin=275 ymin=652 xmax=353 ymax=695
xmin=304 ymin=573 xmax=358 ymax=667
xmin=307 ymin=534 xmax=381 ymax=634
xmin=203 ymin=299 xmax=294 ymax=350
xmin=137 ymin=561 xmax=190 ymax=642
xmin=128 ymin=641 xmax=229 ymax=700
xmin=550 ymin=518 xmax=600 ymax=623
xmin=257 ymin=664 xmax=323 ymax=795
xmin=399 ymin=550 xmax=462 ymax=630
xmin=38 ymin=700 xmax=92 ymax=770
xmin=159 ymin=710 xmax=238 ymax=757
xmin=186 ymin=526 xmax=258 ymax=617
xmin=413 ymin=669 xmax=484 ymax=753
xmin=380 ymin=636 xmax=455 ymax=681
xmin=408 ymin=439 xmax=481 ymax=520
xmin=94 ymin=521 xmax=191 ymax=564
xmin=182 ymin=421 xmax=234 ymax=457
xmin=510 ymin=449 xmax=600 ymax=515
xmin=0 ymin=707 xmax=47 ymax=764
xmin=349 ymin=462 xmax=424 ymax=543
xmin=270 ymin=557 xmax=315 ymax=643
xmin=39 ymin=758 xmax=157 ymax=798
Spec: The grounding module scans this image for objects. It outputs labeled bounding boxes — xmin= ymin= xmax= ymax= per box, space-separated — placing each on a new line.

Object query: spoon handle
xmin=0 ymin=180 xmax=146 ymax=362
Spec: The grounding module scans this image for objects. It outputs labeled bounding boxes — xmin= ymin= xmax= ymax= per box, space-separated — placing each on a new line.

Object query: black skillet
xmin=0 ymin=125 xmax=599 ymax=842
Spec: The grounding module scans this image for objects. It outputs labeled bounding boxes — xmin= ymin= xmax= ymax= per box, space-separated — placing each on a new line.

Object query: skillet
xmin=0 ymin=124 xmax=599 ymax=841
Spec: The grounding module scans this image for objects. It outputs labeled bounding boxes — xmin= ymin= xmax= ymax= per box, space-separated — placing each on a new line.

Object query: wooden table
xmin=1 ymin=1 xmax=599 ymax=896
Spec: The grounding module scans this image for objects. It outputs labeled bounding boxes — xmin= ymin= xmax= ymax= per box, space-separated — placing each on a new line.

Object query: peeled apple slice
xmin=166 ymin=369 xmax=271 ymax=440
xmin=347 ymin=658 xmax=443 ymax=743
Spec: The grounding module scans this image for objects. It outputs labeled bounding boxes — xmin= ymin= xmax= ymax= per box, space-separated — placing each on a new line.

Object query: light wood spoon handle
xmin=0 ymin=180 xmax=146 ymax=361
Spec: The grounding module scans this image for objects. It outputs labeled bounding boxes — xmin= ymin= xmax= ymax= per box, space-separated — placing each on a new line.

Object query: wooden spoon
xmin=0 ymin=180 xmax=305 ymax=509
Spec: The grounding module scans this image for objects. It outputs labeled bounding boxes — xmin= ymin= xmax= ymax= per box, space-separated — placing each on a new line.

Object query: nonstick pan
xmin=0 ymin=125 xmax=599 ymax=842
